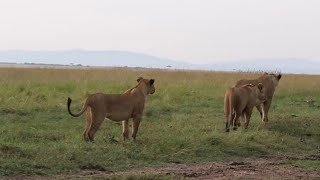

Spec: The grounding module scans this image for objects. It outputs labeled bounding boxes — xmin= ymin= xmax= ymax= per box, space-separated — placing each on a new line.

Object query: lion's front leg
xmin=256 ymin=104 xmax=264 ymax=120
xmin=257 ymin=102 xmax=269 ymax=124
xmin=262 ymin=100 xmax=272 ymax=123
xmin=132 ymin=115 xmax=142 ymax=142
xmin=258 ymin=100 xmax=272 ymax=126
xmin=122 ymin=120 xmax=129 ymax=141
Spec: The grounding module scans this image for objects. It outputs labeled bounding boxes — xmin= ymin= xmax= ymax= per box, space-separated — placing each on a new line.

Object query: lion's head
xmin=242 ymin=83 xmax=266 ymax=104
xmin=137 ymin=77 xmax=155 ymax=95
xmin=263 ymin=72 xmax=282 ymax=87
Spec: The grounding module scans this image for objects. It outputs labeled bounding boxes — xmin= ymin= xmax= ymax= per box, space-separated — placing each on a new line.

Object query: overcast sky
xmin=0 ymin=0 xmax=319 ymax=64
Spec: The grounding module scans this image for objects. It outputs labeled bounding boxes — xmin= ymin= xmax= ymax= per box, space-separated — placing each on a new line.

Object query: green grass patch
xmin=0 ymin=68 xmax=320 ymax=176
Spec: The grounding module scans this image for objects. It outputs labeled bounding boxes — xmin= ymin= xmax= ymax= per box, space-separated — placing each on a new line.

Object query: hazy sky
xmin=0 ymin=0 xmax=319 ymax=64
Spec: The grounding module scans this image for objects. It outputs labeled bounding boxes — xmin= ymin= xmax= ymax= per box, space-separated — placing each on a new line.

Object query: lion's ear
xmin=149 ymin=79 xmax=155 ymax=85
xmin=257 ymin=83 xmax=263 ymax=91
xmin=277 ymin=74 xmax=282 ymax=80
xmin=137 ymin=77 xmax=143 ymax=82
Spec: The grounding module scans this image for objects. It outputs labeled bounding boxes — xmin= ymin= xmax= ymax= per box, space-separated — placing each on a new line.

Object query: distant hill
xmin=0 ymin=50 xmax=188 ymax=69
xmin=202 ymin=59 xmax=320 ymax=74
xmin=0 ymin=50 xmax=319 ymax=74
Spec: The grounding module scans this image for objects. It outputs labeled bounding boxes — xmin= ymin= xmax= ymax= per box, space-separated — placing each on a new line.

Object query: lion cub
xmin=224 ymin=83 xmax=266 ymax=132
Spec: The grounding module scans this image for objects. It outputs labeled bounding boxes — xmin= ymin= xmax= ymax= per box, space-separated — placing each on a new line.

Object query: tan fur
xmin=224 ymin=83 xmax=266 ymax=132
xmin=235 ymin=73 xmax=282 ymax=124
xmin=67 ymin=77 xmax=155 ymax=142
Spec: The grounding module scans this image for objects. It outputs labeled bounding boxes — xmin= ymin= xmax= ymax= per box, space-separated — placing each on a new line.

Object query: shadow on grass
xmin=205 ymin=136 xmax=268 ymax=159
xmin=0 ymin=144 xmax=33 ymax=158
xmin=0 ymin=108 xmax=30 ymax=116
xmin=268 ymin=116 xmax=320 ymax=138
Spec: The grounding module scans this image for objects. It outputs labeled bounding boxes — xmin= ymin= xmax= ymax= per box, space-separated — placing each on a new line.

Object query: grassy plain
xmin=0 ymin=68 xmax=319 ymax=176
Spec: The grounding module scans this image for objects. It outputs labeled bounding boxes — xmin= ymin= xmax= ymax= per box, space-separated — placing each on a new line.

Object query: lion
xmin=67 ymin=77 xmax=155 ymax=142
xmin=234 ymin=73 xmax=281 ymax=125
xmin=224 ymin=83 xmax=266 ymax=132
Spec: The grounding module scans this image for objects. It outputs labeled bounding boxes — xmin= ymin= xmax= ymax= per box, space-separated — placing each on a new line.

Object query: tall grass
xmin=0 ymin=68 xmax=319 ymax=176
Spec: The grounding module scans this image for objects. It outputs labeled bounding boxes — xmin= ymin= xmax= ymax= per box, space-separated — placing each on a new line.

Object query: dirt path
xmin=6 ymin=155 xmax=320 ymax=179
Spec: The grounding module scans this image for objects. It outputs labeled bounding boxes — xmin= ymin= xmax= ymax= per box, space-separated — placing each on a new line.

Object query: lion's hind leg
xmin=86 ymin=108 xmax=105 ymax=142
xmin=84 ymin=107 xmax=93 ymax=142
xmin=226 ymin=112 xmax=234 ymax=132
xmin=122 ymin=120 xmax=129 ymax=141
xmin=232 ymin=111 xmax=240 ymax=131
xmin=244 ymin=107 xmax=253 ymax=129
xmin=225 ymin=114 xmax=230 ymax=132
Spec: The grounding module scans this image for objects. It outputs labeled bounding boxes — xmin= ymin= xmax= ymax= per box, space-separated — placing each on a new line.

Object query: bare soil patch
xmin=5 ymin=155 xmax=320 ymax=179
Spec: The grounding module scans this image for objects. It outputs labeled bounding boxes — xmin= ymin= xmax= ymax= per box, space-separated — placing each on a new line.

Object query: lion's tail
xmin=67 ymin=97 xmax=87 ymax=117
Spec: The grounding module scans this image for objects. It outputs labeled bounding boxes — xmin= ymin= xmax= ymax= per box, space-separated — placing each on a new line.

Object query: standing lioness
xmin=235 ymin=73 xmax=281 ymax=124
xmin=67 ymin=77 xmax=155 ymax=142
xmin=224 ymin=83 xmax=266 ymax=132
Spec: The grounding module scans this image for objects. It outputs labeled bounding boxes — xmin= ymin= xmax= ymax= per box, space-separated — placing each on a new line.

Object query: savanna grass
xmin=0 ymin=68 xmax=319 ymax=176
